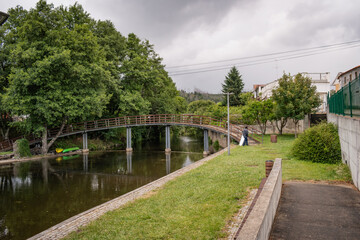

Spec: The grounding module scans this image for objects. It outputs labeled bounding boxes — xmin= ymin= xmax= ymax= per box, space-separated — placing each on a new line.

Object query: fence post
xmin=349 ymin=82 xmax=353 ymax=117
xmin=342 ymin=88 xmax=345 ymax=116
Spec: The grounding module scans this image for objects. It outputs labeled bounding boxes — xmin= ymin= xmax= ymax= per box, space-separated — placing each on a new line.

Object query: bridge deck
xmin=0 ymin=114 xmax=261 ymax=151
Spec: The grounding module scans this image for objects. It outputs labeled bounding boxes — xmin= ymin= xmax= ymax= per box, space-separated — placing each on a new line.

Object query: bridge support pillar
xmin=203 ymin=129 xmax=210 ymax=156
xmin=82 ymin=132 xmax=89 ymax=152
xmin=126 ymin=127 xmax=133 ymax=152
xmin=165 ymin=125 xmax=171 ymax=153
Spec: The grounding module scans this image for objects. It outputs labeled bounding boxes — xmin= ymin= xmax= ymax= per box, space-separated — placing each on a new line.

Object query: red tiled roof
xmin=253 ymin=84 xmax=265 ymax=90
xmin=338 ymin=65 xmax=360 ymax=78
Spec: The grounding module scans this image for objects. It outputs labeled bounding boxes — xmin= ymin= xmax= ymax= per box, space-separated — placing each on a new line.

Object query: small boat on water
xmin=56 ymin=148 xmax=64 ymax=153
xmin=62 ymin=147 xmax=80 ymax=153
xmin=63 ymin=154 xmax=80 ymax=160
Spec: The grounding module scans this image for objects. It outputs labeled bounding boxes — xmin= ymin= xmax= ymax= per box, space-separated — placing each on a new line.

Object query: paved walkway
xmin=270 ymin=182 xmax=360 ymax=240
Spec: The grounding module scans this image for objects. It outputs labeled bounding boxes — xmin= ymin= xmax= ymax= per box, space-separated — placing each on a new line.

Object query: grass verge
xmin=0 ymin=151 xmax=12 ymax=155
xmin=66 ymin=134 xmax=351 ymax=239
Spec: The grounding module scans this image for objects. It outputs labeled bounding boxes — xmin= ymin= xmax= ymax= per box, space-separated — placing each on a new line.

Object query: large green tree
xmin=92 ymin=20 xmax=127 ymax=117
xmin=271 ymin=73 xmax=293 ymax=135
xmin=222 ymin=66 xmax=244 ymax=106
xmin=290 ymin=73 xmax=321 ymax=137
xmin=119 ymin=33 xmax=178 ymax=115
xmin=0 ymin=6 xmax=29 ymax=140
xmin=3 ymin=1 xmax=111 ymax=153
xmin=187 ymin=100 xmax=216 ymax=115
xmin=241 ymin=99 xmax=274 ymax=135
xmin=272 ymin=73 xmax=321 ymax=137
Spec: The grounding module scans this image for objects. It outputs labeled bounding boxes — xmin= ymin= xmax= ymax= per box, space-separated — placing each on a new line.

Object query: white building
xmin=302 ymin=72 xmax=330 ymax=113
xmin=332 ymin=65 xmax=360 ymax=90
xmin=253 ymin=72 xmax=330 ymax=113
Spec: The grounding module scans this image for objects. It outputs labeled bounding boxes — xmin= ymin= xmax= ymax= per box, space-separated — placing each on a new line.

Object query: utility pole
xmin=227 ymin=92 xmax=230 ymax=155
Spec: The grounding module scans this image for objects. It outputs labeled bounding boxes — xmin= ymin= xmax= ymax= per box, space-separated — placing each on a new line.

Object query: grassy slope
xmin=66 ymin=135 xmax=351 ymax=240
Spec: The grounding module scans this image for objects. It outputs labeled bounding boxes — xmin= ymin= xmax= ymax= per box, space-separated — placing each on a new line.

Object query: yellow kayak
xmin=56 ymin=148 xmax=64 ymax=153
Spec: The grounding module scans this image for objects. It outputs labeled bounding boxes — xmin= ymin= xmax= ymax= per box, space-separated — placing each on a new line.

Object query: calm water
xmin=0 ymin=136 xmax=204 ymax=240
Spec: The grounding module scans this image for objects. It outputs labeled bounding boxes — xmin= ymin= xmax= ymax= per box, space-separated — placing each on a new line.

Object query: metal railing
xmin=328 ymin=75 xmax=360 ymax=117
xmin=0 ymin=114 xmax=262 ymax=151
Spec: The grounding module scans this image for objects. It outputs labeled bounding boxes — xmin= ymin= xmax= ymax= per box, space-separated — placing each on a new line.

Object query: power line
xmin=168 ymin=43 xmax=360 ymax=76
xmin=169 ymin=43 xmax=360 ymax=74
xmin=165 ymin=39 xmax=360 ymax=69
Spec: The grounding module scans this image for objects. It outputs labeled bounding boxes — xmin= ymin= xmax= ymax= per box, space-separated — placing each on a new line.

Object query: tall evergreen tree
xmin=221 ymin=66 xmax=244 ymax=106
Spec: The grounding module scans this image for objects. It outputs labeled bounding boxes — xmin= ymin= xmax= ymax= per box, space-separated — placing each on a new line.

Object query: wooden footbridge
xmin=0 ymin=114 xmax=260 ymax=152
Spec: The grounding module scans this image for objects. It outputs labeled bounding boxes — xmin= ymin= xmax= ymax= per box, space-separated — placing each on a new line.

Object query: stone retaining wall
xmin=28 ymin=148 xmax=228 ymax=240
xmin=236 ymin=158 xmax=282 ymax=240
xmin=327 ymin=113 xmax=360 ymax=189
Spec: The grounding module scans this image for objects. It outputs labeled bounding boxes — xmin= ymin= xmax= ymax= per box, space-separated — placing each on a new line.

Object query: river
xmin=0 ymin=136 xmax=204 ymax=240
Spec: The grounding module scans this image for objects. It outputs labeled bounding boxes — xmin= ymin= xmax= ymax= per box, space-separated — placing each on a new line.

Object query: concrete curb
xmin=28 ymin=148 xmax=228 ymax=240
xmin=236 ymin=158 xmax=282 ymax=240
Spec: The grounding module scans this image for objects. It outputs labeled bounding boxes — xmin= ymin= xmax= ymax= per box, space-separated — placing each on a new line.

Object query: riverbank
xmin=58 ymin=134 xmax=350 ymax=239
xmin=0 ymin=150 xmax=84 ymax=165
xmin=29 ymin=148 xmax=229 ymax=240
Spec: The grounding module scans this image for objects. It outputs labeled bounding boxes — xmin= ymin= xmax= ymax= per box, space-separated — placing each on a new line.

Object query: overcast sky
xmin=2 ymin=0 xmax=360 ymax=93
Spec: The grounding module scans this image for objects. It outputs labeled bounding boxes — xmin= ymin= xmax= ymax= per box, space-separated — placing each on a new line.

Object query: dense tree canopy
xmin=0 ymin=0 xmax=181 ymax=152
xmin=3 ymin=1 xmax=111 ymax=153
xmin=241 ymin=99 xmax=274 ymax=135
xmin=187 ymin=100 xmax=216 ymax=115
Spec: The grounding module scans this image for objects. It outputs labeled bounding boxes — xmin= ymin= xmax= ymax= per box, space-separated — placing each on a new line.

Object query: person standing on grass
xmin=242 ymin=126 xmax=249 ymax=146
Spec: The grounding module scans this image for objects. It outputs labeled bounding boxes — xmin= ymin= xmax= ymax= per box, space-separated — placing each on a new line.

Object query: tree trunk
xmin=275 ymin=118 xmax=287 ymax=135
xmin=41 ymin=125 xmax=48 ymax=154
xmin=258 ymin=119 xmax=267 ymax=135
xmin=262 ymin=122 xmax=267 ymax=135
xmin=41 ymin=119 xmax=67 ymax=154
xmin=294 ymin=120 xmax=298 ymax=138
xmin=275 ymin=120 xmax=282 ymax=135
xmin=47 ymin=120 xmax=66 ymax=151
xmin=4 ymin=128 xmax=10 ymax=140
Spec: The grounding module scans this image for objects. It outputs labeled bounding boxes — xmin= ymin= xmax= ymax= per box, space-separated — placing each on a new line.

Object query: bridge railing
xmin=0 ymin=114 xmax=261 ymax=151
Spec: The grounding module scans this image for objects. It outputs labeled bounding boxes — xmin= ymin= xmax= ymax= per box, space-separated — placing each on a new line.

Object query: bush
xmin=15 ymin=138 xmax=32 ymax=157
xmin=291 ymin=123 xmax=341 ymax=164
xmin=213 ymin=140 xmax=220 ymax=152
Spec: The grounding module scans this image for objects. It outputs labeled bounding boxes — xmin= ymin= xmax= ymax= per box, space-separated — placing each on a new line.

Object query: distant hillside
xmin=179 ymin=90 xmax=223 ymax=103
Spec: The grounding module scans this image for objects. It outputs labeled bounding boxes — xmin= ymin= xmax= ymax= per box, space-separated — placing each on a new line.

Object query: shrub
xmin=213 ymin=140 xmax=220 ymax=152
xmin=15 ymin=139 xmax=32 ymax=157
xmin=291 ymin=123 xmax=341 ymax=164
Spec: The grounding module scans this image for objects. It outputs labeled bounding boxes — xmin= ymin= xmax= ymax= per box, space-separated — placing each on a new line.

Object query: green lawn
xmin=0 ymin=151 xmax=12 ymax=155
xmin=66 ymin=134 xmax=351 ymax=240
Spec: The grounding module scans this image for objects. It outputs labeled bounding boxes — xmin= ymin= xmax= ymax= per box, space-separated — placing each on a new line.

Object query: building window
xmin=356 ymin=72 xmax=358 ymax=79
xmin=350 ymin=74 xmax=352 ymax=81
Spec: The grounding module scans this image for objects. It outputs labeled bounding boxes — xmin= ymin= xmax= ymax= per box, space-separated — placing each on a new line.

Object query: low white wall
xmin=327 ymin=113 xmax=360 ymax=189
xmin=237 ymin=158 xmax=282 ymax=240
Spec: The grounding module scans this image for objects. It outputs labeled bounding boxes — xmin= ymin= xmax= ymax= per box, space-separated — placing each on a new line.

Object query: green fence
xmin=328 ymin=75 xmax=360 ymax=117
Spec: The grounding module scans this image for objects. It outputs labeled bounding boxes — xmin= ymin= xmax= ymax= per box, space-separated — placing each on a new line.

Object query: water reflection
xmin=166 ymin=153 xmax=171 ymax=174
xmin=0 ymin=136 xmax=204 ymax=240
xmin=83 ymin=154 xmax=88 ymax=172
xmin=126 ymin=152 xmax=132 ymax=174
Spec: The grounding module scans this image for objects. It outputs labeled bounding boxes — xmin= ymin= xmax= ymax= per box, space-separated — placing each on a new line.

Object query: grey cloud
xmin=277 ymin=0 xmax=360 ymax=47
xmin=87 ymin=0 xmax=246 ymax=47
